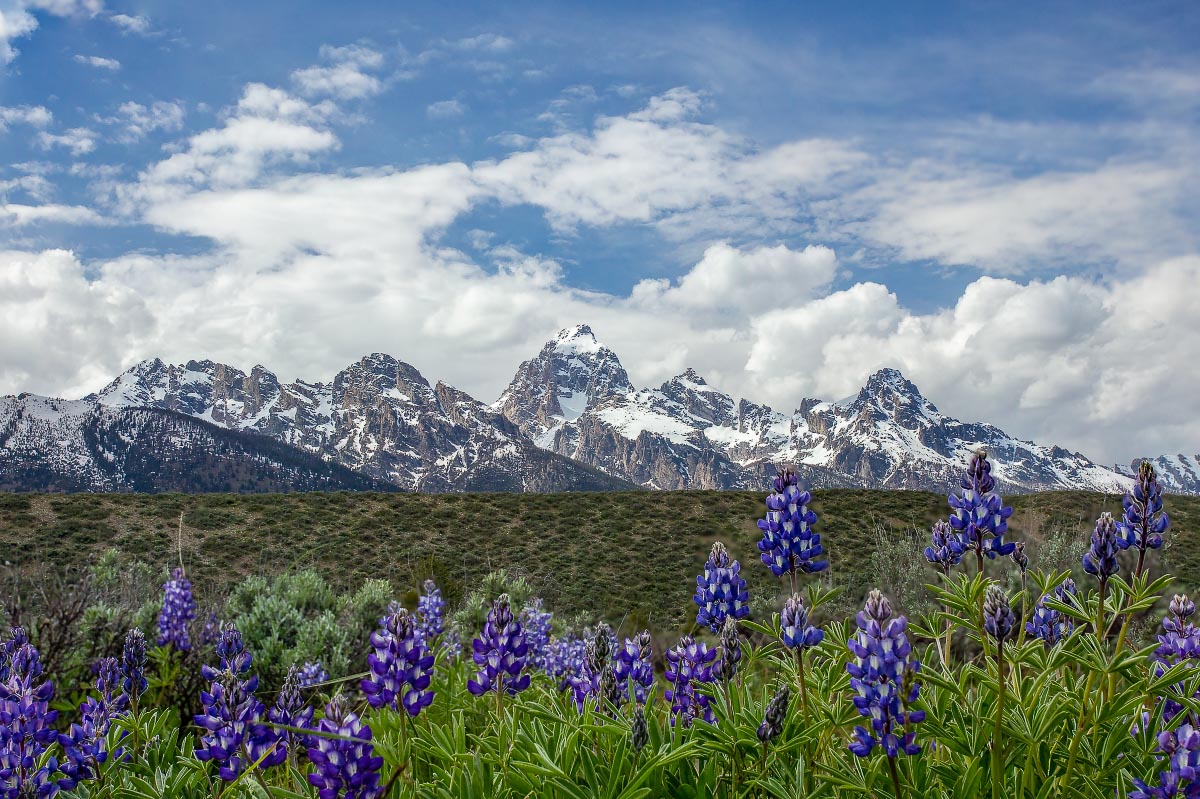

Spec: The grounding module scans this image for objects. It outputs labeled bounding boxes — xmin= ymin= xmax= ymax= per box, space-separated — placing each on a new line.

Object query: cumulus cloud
xmin=291 ymin=44 xmax=384 ymax=99
xmin=101 ymin=100 xmax=186 ymax=142
xmin=37 ymin=127 xmax=97 ymax=155
xmin=1 ymin=203 xmax=104 ymax=226
xmin=74 ymin=53 xmax=119 ymax=69
xmin=0 ymin=104 xmax=53 ymax=130
xmin=107 ymin=12 xmax=149 ymax=34
xmin=426 ymin=99 xmax=465 ymax=119
xmin=0 ymin=0 xmax=101 ymax=63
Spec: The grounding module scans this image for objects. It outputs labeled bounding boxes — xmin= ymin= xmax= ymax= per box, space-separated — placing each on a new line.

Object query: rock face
xmin=1118 ymin=454 xmax=1200 ymax=495
xmin=78 ymin=351 xmax=631 ymax=493
xmin=493 ymin=327 xmax=1159 ymax=494
xmin=0 ymin=395 xmax=395 ymax=492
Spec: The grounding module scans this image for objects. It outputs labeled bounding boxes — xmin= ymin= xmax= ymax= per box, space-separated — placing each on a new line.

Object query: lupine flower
xmin=361 ymin=610 xmax=435 ymax=717
xmin=613 ymin=631 xmax=654 ymax=705
xmin=544 ymin=634 xmax=588 ymax=690
xmin=269 ymin=664 xmax=314 ymax=759
xmin=757 ymin=685 xmax=790 ymax=745
xmin=716 ymin=617 xmax=742 ymax=683
xmin=631 ymin=705 xmax=649 ymax=753
xmin=569 ymin=623 xmax=621 ymax=711
xmin=194 ymin=625 xmax=285 ymax=781
xmin=120 ymin=628 xmax=148 ymax=705
xmin=1082 ymin=513 xmax=1121 ymax=581
xmin=757 ymin=468 xmax=828 ymax=581
xmin=1149 ymin=593 xmax=1200 ymax=725
xmin=467 ymin=594 xmax=531 ymax=696
xmin=520 ymin=599 xmax=553 ymax=671
xmin=0 ymin=626 xmax=28 ymax=683
xmin=0 ymin=638 xmax=61 ymax=798
xmin=1117 ymin=462 xmax=1170 ymax=570
xmin=157 ymin=567 xmax=196 ymax=651
xmin=1026 ymin=579 xmax=1078 ymax=645
xmin=1010 ymin=542 xmax=1029 ymax=574
xmin=664 ymin=636 xmax=718 ymax=727
xmin=924 ymin=520 xmax=965 ymax=575
xmin=694 ymin=541 xmax=751 ymax=633
xmin=983 ymin=585 xmax=1017 ymax=643
xmin=298 ymin=662 xmax=328 ymax=689
xmin=846 ymin=590 xmax=925 ymax=758
xmin=417 ymin=580 xmax=446 ymax=642
xmin=200 ymin=612 xmax=221 ymax=647
xmin=780 ymin=594 xmax=824 ymax=650
xmin=307 ymin=696 xmax=384 ymax=799
xmin=1130 ymin=722 xmax=1200 ymax=799
xmin=57 ymin=659 xmax=127 ymax=789
xmin=948 ymin=449 xmax=1015 ymax=566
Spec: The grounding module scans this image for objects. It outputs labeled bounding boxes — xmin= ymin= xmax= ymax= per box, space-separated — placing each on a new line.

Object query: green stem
xmin=887 ymin=755 xmax=905 ymax=799
xmin=1061 ymin=670 xmax=1097 ymax=790
xmin=797 ymin=650 xmax=812 ymax=793
xmin=992 ymin=642 xmax=1006 ymax=799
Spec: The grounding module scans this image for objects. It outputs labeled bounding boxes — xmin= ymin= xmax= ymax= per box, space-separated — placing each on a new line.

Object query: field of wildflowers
xmin=1 ymin=452 xmax=1197 ymax=798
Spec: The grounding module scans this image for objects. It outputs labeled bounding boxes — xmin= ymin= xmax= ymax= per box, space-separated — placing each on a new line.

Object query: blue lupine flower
xmin=306 ymin=696 xmax=384 ymax=799
xmin=1082 ymin=513 xmax=1122 ymax=581
xmin=716 ymin=617 xmax=743 ymax=683
xmin=1148 ymin=593 xmax=1200 ymax=726
xmin=56 ymin=657 xmax=128 ymax=789
xmin=780 ymin=594 xmax=824 ymax=650
xmin=0 ymin=637 xmax=61 ymax=798
xmin=543 ymin=634 xmax=588 ymax=690
xmin=520 ymin=599 xmax=553 ymax=671
xmin=757 ymin=469 xmax=828 ymax=580
xmin=846 ymin=590 xmax=925 ymax=759
xmin=1010 ymin=541 xmax=1029 ymax=575
xmin=568 ymin=624 xmax=626 ymax=711
xmin=157 ymin=567 xmax=196 ymax=652
xmin=467 ymin=594 xmax=531 ymax=696
xmin=417 ymin=580 xmax=446 ymax=642
xmin=0 ymin=626 xmax=28 ymax=683
xmin=1026 ymin=579 xmax=1078 ymax=645
xmin=948 ymin=449 xmax=1015 ymax=566
xmin=664 ymin=635 xmax=718 ymax=727
xmin=269 ymin=664 xmax=314 ymax=760
xmin=1117 ymin=462 xmax=1170 ymax=568
xmin=1130 ymin=723 xmax=1200 ymax=799
xmin=361 ymin=610 xmax=435 ymax=717
xmin=200 ymin=611 xmax=221 ymax=647
xmin=983 ymin=585 xmax=1017 ymax=642
xmin=119 ymin=628 xmax=148 ymax=705
xmin=194 ymin=627 xmax=285 ymax=781
xmin=694 ymin=541 xmax=751 ymax=633
xmin=757 ymin=685 xmax=790 ymax=745
xmin=298 ymin=662 xmax=328 ymax=689
xmin=613 ymin=631 xmax=654 ymax=705
xmin=924 ymin=520 xmax=965 ymax=575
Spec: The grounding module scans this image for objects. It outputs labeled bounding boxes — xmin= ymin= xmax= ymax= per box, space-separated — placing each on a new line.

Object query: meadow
xmin=2 ymin=456 xmax=1199 ymax=797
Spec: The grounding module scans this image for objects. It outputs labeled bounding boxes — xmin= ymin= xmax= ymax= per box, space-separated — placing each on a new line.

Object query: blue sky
xmin=1 ymin=0 xmax=1198 ymax=464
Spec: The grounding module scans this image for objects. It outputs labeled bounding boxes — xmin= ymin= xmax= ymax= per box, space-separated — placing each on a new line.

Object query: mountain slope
xmin=0 ymin=394 xmax=394 ymax=492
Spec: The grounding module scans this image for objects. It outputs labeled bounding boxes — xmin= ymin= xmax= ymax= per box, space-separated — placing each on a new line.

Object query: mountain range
xmin=2 ymin=324 xmax=1196 ymax=495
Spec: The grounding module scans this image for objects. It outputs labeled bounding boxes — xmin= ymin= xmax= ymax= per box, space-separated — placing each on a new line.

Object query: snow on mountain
xmin=495 ymin=328 xmax=1153 ymax=494
xmin=1119 ymin=453 xmax=1200 ymax=495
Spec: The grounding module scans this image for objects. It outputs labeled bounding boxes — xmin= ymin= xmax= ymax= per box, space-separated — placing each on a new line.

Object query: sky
xmin=0 ymin=0 xmax=1198 ymax=466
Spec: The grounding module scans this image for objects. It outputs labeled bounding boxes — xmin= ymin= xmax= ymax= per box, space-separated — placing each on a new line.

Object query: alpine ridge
xmin=1 ymin=324 xmax=1195 ymax=495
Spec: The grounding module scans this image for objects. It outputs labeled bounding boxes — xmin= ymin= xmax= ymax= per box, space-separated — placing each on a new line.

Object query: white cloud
xmin=101 ymin=100 xmax=186 ymax=142
xmin=74 ymin=53 xmax=120 ymax=69
xmin=107 ymin=12 xmax=148 ymax=33
xmin=37 ymin=127 xmax=97 ymax=155
xmin=452 ymin=33 xmax=513 ymax=52
xmin=1 ymin=203 xmax=104 ymax=226
xmin=0 ymin=104 xmax=52 ymax=130
xmin=0 ymin=174 xmax=54 ymax=201
xmin=292 ymin=44 xmax=384 ymax=100
xmin=426 ymin=99 xmax=465 ymax=119
xmin=0 ymin=0 xmax=101 ymax=63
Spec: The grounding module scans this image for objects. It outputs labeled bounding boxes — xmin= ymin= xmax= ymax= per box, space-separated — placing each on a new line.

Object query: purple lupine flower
xmin=298 ymin=662 xmax=328 ymax=689
xmin=467 ymin=594 xmax=531 ymax=696
xmin=269 ymin=665 xmax=314 ymax=760
xmin=0 ymin=638 xmax=61 ymax=798
xmin=780 ymin=594 xmax=824 ymax=650
xmin=157 ymin=567 xmax=196 ymax=652
xmin=306 ymin=696 xmax=384 ymax=799
xmin=119 ymin=628 xmax=148 ymax=705
xmin=1026 ymin=579 xmax=1078 ymax=645
xmin=664 ymin=635 xmax=718 ymax=727
xmin=0 ymin=626 xmax=28 ymax=683
xmin=846 ymin=590 xmax=925 ymax=759
xmin=543 ymin=634 xmax=588 ymax=690
xmin=1010 ymin=542 xmax=1029 ymax=575
xmin=1082 ymin=513 xmax=1121 ymax=581
xmin=924 ymin=520 xmax=965 ymax=575
xmin=569 ymin=624 xmax=623 ymax=711
xmin=56 ymin=657 xmax=128 ymax=789
xmin=1130 ymin=723 xmax=1200 ymax=799
xmin=983 ymin=585 xmax=1017 ymax=642
xmin=1148 ymin=593 xmax=1200 ymax=726
xmin=757 ymin=685 xmax=790 ymax=745
xmin=757 ymin=469 xmax=828 ymax=581
xmin=948 ymin=449 xmax=1015 ymax=568
xmin=694 ymin=541 xmax=751 ymax=633
xmin=200 ymin=611 xmax=221 ymax=647
xmin=361 ymin=610 xmax=435 ymax=717
xmin=715 ymin=617 xmax=743 ymax=683
xmin=417 ymin=580 xmax=446 ymax=642
xmin=520 ymin=599 xmax=553 ymax=671
xmin=613 ymin=631 xmax=654 ymax=705
xmin=194 ymin=625 xmax=285 ymax=781
xmin=1117 ymin=462 xmax=1170 ymax=570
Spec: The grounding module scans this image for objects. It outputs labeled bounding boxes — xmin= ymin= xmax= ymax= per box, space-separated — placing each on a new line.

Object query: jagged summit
xmin=551 ymin=324 xmax=602 ymax=355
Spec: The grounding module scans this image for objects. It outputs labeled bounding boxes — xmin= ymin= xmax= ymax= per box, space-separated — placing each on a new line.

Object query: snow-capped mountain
xmin=494 ymin=325 xmax=1159 ymax=494
xmin=0 ymin=394 xmax=392 ymax=492
xmin=1118 ymin=454 xmax=1200 ymax=495
xmin=84 ymin=352 xmax=630 ymax=493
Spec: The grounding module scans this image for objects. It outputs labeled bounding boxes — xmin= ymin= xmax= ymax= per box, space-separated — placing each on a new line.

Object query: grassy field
xmin=2 ymin=489 xmax=1197 ymax=631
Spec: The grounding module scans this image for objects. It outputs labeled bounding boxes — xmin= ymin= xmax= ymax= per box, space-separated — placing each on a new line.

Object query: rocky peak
xmin=848 ymin=368 xmax=940 ymax=430
xmin=333 ymin=354 xmax=434 ymax=406
xmin=658 ymin=369 xmax=736 ymax=427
